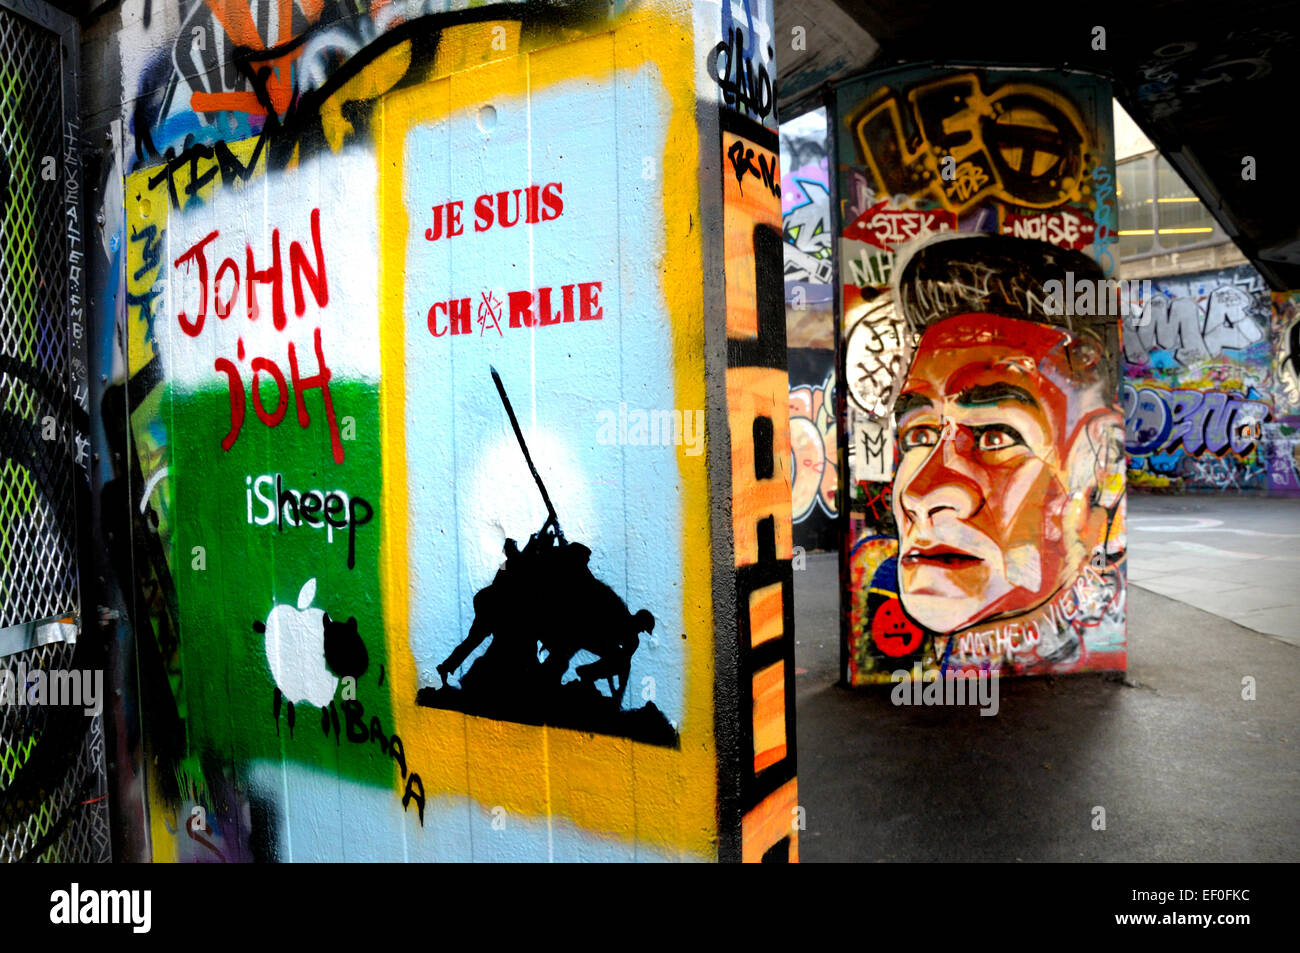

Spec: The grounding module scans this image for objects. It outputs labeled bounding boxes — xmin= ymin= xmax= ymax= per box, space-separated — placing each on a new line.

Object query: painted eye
xmin=975 ymin=426 xmax=1023 ymax=451
xmin=900 ymin=425 xmax=941 ymax=450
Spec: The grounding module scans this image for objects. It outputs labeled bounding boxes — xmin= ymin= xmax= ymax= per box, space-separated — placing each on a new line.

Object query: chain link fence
xmin=1 ymin=0 xmax=109 ymax=864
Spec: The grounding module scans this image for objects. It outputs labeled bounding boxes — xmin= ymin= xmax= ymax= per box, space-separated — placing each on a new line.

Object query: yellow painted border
xmin=376 ymin=12 xmax=716 ymax=856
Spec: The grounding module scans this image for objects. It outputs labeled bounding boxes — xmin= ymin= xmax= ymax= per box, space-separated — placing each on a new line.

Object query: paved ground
xmin=794 ymin=492 xmax=1300 ymax=862
xmin=1126 ymin=494 xmax=1300 ymax=647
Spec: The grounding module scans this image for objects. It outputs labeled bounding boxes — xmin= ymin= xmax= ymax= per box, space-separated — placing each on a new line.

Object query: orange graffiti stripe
xmin=752 ymin=660 xmax=786 ymax=772
xmin=748 ymin=581 xmax=783 ymax=648
xmin=202 ymin=0 xmax=263 ymax=50
xmin=189 ymin=90 xmax=265 ymax=114
xmin=721 ymin=132 xmax=780 ymax=339
xmin=741 ymin=777 xmax=799 ymax=863
xmin=726 ymin=367 xmax=794 ymax=567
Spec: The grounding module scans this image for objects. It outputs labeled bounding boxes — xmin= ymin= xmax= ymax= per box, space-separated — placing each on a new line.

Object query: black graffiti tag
xmin=708 ymin=27 xmax=774 ymax=121
xmin=727 ymin=139 xmax=780 ymax=198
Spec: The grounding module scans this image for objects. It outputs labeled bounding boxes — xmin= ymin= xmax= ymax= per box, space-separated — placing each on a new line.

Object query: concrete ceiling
xmin=775 ymin=0 xmax=1300 ymax=290
xmin=37 ymin=0 xmax=1300 ymax=288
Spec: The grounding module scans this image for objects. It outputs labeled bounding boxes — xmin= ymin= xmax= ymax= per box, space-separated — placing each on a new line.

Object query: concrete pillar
xmin=88 ymin=0 xmax=793 ymax=861
xmin=833 ymin=65 xmax=1127 ymax=685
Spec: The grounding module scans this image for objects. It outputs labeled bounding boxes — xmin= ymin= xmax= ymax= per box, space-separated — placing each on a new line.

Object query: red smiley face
xmin=871 ymin=598 xmax=924 ymax=656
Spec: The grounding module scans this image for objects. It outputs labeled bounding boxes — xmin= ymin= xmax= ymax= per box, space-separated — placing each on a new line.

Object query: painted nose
xmin=898 ymin=423 xmax=983 ymax=524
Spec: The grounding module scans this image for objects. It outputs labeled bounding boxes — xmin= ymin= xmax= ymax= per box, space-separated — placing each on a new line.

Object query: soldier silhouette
xmin=533 ymin=541 xmax=656 ymax=706
xmin=435 ymin=520 xmax=556 ymax=694
xmin=436 ymin=525 xmax=538 ymax=686
xmin=434 ymin=370 xmax=657 ymax=712
xmin=437 ymin=516 xmax=655 ymax=709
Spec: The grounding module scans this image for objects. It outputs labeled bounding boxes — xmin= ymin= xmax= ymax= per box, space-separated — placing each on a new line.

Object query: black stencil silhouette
xmin=324 ymin=613 xmax=368 ymax=678
xmin=416 ymin=370 xmax=677 ymax=747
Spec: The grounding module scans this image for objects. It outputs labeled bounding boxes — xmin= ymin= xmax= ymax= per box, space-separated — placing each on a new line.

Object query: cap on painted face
xmin=918 ymin=311 xmax=1073 ymax=354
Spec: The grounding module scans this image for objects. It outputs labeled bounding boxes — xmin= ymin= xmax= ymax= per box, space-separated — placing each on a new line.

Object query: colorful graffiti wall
xmin=1122 ymin=265 xmax=1287 ymax=493
xmin=780 ymin=107 xmax=837 ymax=552
xmin=788 ymin=350 xmax=836 ymax=551
xmin=1269 ymin=290 xmax=1300 ymax=494
xmin=81 ymin=0 xmax=793 ymax=862
xmin=834 ymin=66 xmax=1127 ymax=686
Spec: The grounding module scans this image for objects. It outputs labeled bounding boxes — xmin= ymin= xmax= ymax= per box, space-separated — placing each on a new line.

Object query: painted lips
xmin=901 ymin=545 xmax=983 ymax=569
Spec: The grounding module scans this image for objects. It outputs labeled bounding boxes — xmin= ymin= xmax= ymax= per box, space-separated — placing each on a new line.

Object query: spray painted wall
xmin=780 ymin=107 xmax=836 ymax=553
xmin=85 ymin=0 xmax=794 ymax=862
xmin=1268 ymin=290 xmax=1300 ymax=494
xmin=719 ymin=108 xmax=798 ymax=861
xmin=1122 ymin=264 xmax=1281 ymax=493
xmin=834 ymin=66 xmax=1127 ymax=686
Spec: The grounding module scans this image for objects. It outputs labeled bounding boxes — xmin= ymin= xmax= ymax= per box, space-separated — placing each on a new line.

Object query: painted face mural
xmin=893 ymin=312 xmax=1118 ymax=634
xmin=885 ymin=232 xmax=1127 ymax=666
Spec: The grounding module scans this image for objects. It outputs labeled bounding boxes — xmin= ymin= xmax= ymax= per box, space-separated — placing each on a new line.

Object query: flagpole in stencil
xmin=490 ymin=366 xmax=565 ymax=542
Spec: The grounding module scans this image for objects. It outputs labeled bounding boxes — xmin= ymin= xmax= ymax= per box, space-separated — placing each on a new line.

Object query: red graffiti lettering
xmin=289 ymin=327 xmax=344 ymax=465
xmin=174 ymin=230 xmax=220 ymax=336
xmin=432 ymin=182 xmax=565 ymax=239
xmin=426 ymin=283 xmax=596 ymax=340
xmin=173 ymin=209 xmax=329 ymax=336
xmin=212 ymin=328 xmax=343 ymax=463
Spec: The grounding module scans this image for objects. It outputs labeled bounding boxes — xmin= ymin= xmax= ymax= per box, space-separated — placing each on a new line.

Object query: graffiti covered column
xmin=780 ymin=109 xmax=839 ymax=553
xmin=102 ymin=0 xmax=801 ymax=863
xmin=835 ymin=66 xmax=1127 ymax=686
xmin=700 ymin=0 xmax=799 ymax=860
xmin=379 ymin=14 xmax=721 ymax=861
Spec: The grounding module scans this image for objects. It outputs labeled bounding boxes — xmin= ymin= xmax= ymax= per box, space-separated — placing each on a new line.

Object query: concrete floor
xmin=794 ymin=493 xmax=1300 ymax=862
xmin=1126 ymin=494 xmax=1300 ymax=647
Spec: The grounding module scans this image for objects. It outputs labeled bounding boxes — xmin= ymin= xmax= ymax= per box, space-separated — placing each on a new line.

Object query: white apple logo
xmin=263 ymin=578 xmax=338 ymax=707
